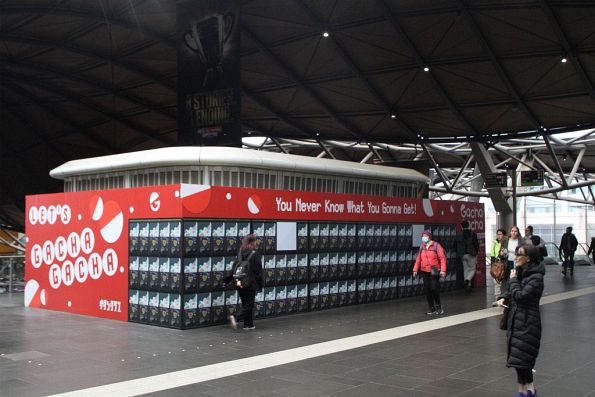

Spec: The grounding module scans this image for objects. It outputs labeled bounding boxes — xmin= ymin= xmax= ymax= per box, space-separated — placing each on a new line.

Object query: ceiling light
xmin=315 ymin=132 xmax=320 ymax=136
xmin=391 ymin=114 xmax=396 ymax=119
xmin=423 ymin=66 xmax=429 ymax=72
xmin=322 ymin=32 xmax=329 ymax=38
xmin=561 ymin=57 xmax=567 ymax=63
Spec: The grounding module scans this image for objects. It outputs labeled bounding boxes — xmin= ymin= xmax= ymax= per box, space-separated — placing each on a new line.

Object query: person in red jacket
xmin=413 ymin=229 xmax=447 ymax=315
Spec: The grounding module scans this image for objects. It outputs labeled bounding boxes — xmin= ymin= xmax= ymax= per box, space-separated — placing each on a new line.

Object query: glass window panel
xmin=213 ymin=171 xmax=222 ymax=185
xmin=222 ymin=171 xmax=231 ymax=186
xmin=316 ymin=178 xmax=324 ymax=192
xmin=305 ymin=177 xmax=312 ymax=191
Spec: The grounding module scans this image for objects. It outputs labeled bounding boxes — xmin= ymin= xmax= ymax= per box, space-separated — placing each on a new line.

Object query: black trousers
xmin=455 ymin=257 xmax=465 ymax=288
xmin=562 ymin=251 xmax=575 ymax=273
xmin=420 ymin=271 xmax=441 ymax=309
xmin=499 ymin=260 xmax=515 ymax=299
xmin=236 ymin=288 xmax=256 ymax=327
xmin=516 ymin=368 xmax=534 ymax=384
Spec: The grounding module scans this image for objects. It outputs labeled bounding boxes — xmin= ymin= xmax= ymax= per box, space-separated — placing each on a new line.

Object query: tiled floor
xmin=1 ymin=265 xmax=594 ymax=397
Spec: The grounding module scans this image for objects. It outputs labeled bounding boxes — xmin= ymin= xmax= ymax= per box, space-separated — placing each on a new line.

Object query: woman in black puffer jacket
xmin=498 ymin=244 xmax=545 ymax=397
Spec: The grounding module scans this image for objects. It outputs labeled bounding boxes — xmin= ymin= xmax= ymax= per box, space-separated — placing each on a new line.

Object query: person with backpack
xmin=454 ymin=220 xmax=479 ymax=292
xmin=413 ymin=230 xmax=447 ymax=315
xmin=224 ymin=234 xmax=263 ymax=330
xmin=559 ymin=226 xmax=579 ymax=276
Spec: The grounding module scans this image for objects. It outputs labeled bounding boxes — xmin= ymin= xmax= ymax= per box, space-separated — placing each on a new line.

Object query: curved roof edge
xmin=50 ymin=147 xmax=429 ymax=184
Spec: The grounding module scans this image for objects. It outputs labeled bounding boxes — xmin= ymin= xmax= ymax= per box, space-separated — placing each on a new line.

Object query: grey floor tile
xmin=272 ymin=378 xmax=354 ymax=397
xmin=343 ymin=365 xmax=403 ymax=382
xmin=0 ymin=266 xmax=594 ymax=397
xmin=326 ymin=382 xmax=407 ymax=396
xmin=202 ymin=377 xmax=301 ymax=397
xmin=375 ymin=372 xmax=432 ymax=389
xmin=139 ymin=383 xmax=217 ymax=397
xmin=413 ymin=376 xmax=483 ymax=395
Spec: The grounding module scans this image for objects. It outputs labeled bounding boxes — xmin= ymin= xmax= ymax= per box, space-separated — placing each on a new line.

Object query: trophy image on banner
xmin=183 ymin=13 xmax=234 ymax=89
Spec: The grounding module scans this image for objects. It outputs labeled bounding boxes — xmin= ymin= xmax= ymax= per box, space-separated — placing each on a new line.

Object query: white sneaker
xmin=243 ymin=326 xmax=256 ymax=330
xmin=229 ymin=315 xmax=237 ymax=330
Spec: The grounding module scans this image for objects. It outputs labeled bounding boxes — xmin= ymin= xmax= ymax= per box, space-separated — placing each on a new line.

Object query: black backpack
xmin=465 ymin=231 xmax=478 ymax=256
xmin=232 ymin=250 xmax=255 ymax=288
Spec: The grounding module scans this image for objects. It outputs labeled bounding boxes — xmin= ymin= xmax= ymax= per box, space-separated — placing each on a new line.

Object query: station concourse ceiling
xmin=2 ymin=0 xmax=595 ymax=230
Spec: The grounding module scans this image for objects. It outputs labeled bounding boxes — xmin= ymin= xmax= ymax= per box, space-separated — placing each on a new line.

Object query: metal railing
xmin=0 ymin=256 xmax=24 ymax=294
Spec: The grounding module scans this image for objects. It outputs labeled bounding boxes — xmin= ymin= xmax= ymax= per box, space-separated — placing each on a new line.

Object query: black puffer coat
xmin=501 ymin=260 xmax=545 ymax=369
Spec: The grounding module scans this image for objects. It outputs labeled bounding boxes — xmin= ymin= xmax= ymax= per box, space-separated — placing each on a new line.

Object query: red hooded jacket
xmin=413 ymin=241 xmax=447 ymax=273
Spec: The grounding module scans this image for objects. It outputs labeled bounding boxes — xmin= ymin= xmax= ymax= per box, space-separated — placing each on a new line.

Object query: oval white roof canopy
xmin=50 ymin=147 xmax=429 ymax=184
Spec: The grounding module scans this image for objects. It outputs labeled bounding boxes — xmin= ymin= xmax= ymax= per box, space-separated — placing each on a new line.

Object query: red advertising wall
xmin=25 ymin=184 xmax=485 ymax=321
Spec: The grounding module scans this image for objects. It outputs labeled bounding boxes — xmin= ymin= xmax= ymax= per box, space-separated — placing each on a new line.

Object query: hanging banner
xmin=177 ymin=0 xmax=241 ymax=146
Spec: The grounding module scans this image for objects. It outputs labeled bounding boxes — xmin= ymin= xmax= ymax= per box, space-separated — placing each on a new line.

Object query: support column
xmin=470 ymin=142 xmax=513 ymax=232
xmin=177 ymin=0 xmax=241 ymax=147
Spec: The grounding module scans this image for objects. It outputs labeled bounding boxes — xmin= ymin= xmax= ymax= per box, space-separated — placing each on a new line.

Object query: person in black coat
xmin=498 ymin=244 xmax=545 ymax=397
xmin=223 ymin=234 xmax=263 ymax=331
xmin=587 ymin=237 xmax=595 ymax=265
xmin=559 ymin=226 xmax=578 ymax=276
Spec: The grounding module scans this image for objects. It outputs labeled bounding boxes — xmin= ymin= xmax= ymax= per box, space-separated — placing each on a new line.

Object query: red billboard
xmin=26 ymin=184 xmax=485 ymax=321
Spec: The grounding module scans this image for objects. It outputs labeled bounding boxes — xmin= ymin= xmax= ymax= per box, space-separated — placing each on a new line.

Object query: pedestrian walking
xmin=454 ymin=220 xmax=479 ymax=292
xmin=588 ymin=237 xmax=595 ymax=264
xmin=497 ymin=244 xmax=545 ymax=397
xmin=489 ymin=228 xmax=507 ymax=306
xmin=559 ymin=226 xmax=578 ymax=276
xmin=223 ymin=234 xmax=263 ymax=330
xmin=413 ymin=230 xmax=447 ymax=315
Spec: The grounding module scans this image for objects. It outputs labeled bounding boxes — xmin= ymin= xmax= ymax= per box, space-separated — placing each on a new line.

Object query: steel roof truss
xmin=539 ymin=0 xmax=595 ymax=101
xmin=567 ymin=147 xmax=586 ymax=185
xmin=297 ymin=1 xmax=419 ymax=140
xmin=421 ymin=143 xmax=451 ymax=191
xmin=378 ymin=0 xmax=479 ymax=135
xmin=242 ymin=87 xmax=316 ymax=139
xmin=1 ymin=80 xmax=118 ymax=154
xmin=456 ymin=0 xmax=543 ymax=129
xmin=316 ymin=140 xmax=336 ymax=160
xmin=542 ymin=134 xmax=568 ymax=188
xmin=241 ymin=24 xmax=365 ymax=140
xmin=451 ymin=154 xmax=474 ymax=191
